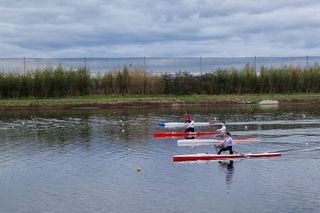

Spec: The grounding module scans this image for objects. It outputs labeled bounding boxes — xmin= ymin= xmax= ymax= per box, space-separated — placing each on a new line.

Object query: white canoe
xmin=177 ymin=138 xmax=260 ymax=146
xmin=159 ymin=121 xmax=219 ymax=128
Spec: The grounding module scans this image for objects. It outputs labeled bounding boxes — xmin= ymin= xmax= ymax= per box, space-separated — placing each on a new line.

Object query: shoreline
xmin=0 ymin=94 xmax=319 ymax=111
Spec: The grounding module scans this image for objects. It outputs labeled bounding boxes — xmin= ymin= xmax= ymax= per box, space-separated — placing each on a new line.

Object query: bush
xmin=1 ymin=64 xmax=320 ymax=98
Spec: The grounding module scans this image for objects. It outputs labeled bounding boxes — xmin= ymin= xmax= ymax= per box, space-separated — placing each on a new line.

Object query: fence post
xmin=200 ymin=57 xmax=202 ymax=74
xmin=84 ymin=57 xmax=87 ymax=69
xmin=23 ymin=57 xmax=26 ymax=74
xmin=306 ymin=56 xmax=309 ymax=69
xmin=254 ymin=56 xmax=257 ymax=73
xmin=144 ymin=56 xmax=146 ymax=70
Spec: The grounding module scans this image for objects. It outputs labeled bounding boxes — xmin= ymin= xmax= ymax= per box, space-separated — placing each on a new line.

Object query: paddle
xmin=209 ymin=120 xmax=215 ymax=125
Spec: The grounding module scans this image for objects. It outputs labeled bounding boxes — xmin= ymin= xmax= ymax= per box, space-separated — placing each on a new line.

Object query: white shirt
xmin=221 ymin=135 xmax=233 ymax=147
xmin=217 ymin=124 xmax=226 ymax=133
xmin=185 ymin=120 xmax=194 ymax=128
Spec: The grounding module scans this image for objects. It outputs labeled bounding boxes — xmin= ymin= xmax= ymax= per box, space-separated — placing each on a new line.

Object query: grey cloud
xmin=1 ymin=0 xmax=320 ymax=57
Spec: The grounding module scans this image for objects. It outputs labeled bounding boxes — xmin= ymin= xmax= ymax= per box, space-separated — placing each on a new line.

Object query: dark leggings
xmin=184 ymin=127 xmax=195 ymax=132
xmin=218 ymin=146 xmax=233 ymax=154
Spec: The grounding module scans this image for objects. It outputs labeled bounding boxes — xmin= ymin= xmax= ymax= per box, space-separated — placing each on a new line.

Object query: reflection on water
xmin=218 ymin=160 xmax=235 ymax=185
xmin=0 ymin=104 xmax=320 ymax=212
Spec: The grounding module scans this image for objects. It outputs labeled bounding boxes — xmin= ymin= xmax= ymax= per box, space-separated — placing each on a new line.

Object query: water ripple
xmin=0 ymin=107 xmax=320 ymax=212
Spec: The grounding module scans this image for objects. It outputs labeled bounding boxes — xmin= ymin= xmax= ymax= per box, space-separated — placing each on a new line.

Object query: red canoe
xmin=153 ymin=131 xmax=219 ymax=138
xmin=173 ymin=152 xmax=282 ymax=162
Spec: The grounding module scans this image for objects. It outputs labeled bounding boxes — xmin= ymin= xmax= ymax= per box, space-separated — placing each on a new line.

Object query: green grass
xmin=0 ymin=94 xmax=319 ymax=107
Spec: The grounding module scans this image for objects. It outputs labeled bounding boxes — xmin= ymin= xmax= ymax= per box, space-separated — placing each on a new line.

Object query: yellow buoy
xmin=136 ymin=167 xmax=141 ymax=172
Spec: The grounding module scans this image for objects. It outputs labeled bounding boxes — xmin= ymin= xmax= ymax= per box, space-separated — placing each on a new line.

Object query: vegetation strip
xmin=0 ymin=94 xmax=319 ymax=110
xmin=1 ymin=64 xmax=320 ymax=99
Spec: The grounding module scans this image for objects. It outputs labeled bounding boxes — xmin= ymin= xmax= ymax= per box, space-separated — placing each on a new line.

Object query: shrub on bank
xmin=0 ymin=64 xmax=320 ymax=98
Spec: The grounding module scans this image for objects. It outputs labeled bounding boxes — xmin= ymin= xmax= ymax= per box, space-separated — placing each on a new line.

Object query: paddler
xmin=217 ymin=121 xmax=227 ymax=137
xmin=184 ymin=113 xmax=195 ymax=132
xmin=217 ymin=132 xmax=234 ymax=154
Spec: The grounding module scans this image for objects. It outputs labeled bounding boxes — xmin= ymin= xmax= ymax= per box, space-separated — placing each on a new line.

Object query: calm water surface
xmin=0 ymin=105 xmax=320 ymax=213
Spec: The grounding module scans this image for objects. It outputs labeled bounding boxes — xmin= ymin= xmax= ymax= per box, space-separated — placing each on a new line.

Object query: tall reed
xmin=1 ymin=64 xmax=320 ymax=98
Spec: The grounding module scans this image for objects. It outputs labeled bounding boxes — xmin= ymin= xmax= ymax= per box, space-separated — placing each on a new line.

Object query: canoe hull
xmin=177 ymin=138 xmax=260 ymax=146
xmin=159 ymin=122 xmax=218 ymax=128
xmin=173 ymin=153 xmax=282 ymax=162
xmin=154 ymin=131 xmax=219 ymax=138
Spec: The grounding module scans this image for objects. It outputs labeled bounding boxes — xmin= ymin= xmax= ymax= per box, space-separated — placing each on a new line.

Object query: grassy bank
xmin=0 ymin=94 xmax=319 ymax=109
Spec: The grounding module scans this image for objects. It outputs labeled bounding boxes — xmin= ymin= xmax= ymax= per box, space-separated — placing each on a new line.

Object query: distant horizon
xmin=1 ymin=56 xmax=318 ymax=74
xmin=0 ymin=56 xmax=318 ymax=59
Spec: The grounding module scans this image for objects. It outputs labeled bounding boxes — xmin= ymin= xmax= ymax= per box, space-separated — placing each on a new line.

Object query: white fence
xmin=0 ymin=56 xmax=318 ymax=74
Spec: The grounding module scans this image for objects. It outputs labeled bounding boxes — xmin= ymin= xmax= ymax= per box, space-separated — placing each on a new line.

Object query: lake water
xmin=0 ymin=104 xmax=319 ymax=213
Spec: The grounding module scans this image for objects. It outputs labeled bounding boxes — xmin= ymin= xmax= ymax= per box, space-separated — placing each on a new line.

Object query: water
xmin=0 ymin=105 xmax=319 ymax=213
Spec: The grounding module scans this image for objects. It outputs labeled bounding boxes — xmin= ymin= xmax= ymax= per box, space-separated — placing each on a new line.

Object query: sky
xmin=1 ymin=0 xmax=320 ymax=58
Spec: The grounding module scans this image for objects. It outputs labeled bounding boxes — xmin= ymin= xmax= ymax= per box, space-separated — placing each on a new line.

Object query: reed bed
xmin=0 ymin=64 xmax=320 ymax=98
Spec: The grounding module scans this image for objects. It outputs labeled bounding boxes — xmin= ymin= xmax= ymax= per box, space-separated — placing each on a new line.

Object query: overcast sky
xmin=1 ymin=0 xmax=320 ymax=57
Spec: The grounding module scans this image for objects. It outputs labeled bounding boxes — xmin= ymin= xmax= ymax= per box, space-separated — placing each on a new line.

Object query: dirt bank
xmin=0 ymin=98 xmax=319 ymax=111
